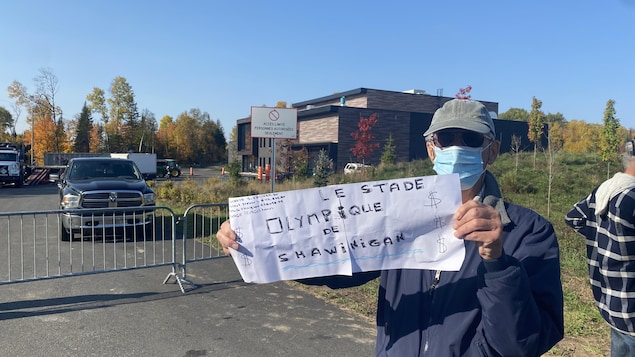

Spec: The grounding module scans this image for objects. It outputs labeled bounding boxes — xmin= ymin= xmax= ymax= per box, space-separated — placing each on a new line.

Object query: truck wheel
xmin=172 ymin=169 xmax=181 ymax=177
xmin=60 ymin=226 xmax=72 ymax=241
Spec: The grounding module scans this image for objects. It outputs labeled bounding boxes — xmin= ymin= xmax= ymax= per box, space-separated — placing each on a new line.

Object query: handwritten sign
xmin=228 ymin=174 xmax=465 ymax=284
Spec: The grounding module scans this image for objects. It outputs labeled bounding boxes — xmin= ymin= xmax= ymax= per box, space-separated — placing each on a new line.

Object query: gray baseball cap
xmin=423 ymin=99 xmax=496 ymax=138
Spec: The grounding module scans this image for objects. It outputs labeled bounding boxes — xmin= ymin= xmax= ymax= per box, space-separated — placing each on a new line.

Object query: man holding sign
xmin=216 ymin=99 xmax=564 ymax=356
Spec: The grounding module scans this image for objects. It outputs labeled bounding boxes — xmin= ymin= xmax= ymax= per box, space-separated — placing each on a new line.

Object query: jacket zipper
xmin=429 ymin=270 xmax=441 ymax=293
xmin=424 ymin=270 xmax=442 ymax=355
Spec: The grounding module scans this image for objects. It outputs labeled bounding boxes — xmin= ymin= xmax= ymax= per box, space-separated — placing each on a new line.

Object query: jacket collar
xmin=476 ymin=171 xmax=512 ymax=226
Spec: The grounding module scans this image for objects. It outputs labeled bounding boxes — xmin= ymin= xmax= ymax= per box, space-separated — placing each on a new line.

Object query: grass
xmin=157 ymin=151 xmax=619 ymax=356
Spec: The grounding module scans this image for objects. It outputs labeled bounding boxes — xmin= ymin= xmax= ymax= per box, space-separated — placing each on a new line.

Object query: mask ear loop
xmin=482 ymin=140 xmax=495 ymax=166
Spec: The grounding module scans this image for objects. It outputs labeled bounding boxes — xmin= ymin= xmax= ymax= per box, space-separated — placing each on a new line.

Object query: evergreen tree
xmin=313 ymin=149 xmax=332 ymax=187
xmin=227 ymin=160 xmax=244 ymax=186
xmin=73 ymin=102 xmax=92 ymax=152
xmin=380 ymin=134 xmax=396 ymax=166
xmin=213 ymin=120 xmax=228 ymax=161
xmin=599 ymin=99 xmax=620 ymax=178
xmin=0 ymin=106 xmax=13 ymax=135
xmin=122 ymin=100 xmax=141 ymax=151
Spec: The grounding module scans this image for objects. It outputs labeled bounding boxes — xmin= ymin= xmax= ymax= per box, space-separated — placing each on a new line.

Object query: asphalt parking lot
xmin=0 ymin=176 xmax=376 ymax=357
xmin=0 ymin=257 xmax=376 ymax=357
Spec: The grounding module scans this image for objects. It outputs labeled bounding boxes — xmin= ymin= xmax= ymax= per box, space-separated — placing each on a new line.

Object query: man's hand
xmin=216 ymin=220 xmax=239 ymax=256
xmin=453 ymin=200 xmax=503 ymax=260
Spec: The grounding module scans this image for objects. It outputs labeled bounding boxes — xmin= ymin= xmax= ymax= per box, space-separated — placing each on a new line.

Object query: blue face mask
xmin=433 ymin=144 xmax=490 ymax=190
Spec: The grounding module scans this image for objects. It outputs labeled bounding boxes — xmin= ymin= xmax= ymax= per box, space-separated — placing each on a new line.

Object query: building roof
xmin=292 ymin=88 xmax=368 ymax=108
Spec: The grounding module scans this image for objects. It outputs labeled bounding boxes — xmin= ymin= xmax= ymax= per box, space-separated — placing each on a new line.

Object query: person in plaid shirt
xmin=565 ymin=140 xmax=635 ymax=357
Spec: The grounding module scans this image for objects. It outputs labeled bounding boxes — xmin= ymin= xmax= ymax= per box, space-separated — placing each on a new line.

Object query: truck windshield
xmin=0 ymin=153 xmax=18 ymax=161
xmin=68 ymin=162 xmax=140 ymax=180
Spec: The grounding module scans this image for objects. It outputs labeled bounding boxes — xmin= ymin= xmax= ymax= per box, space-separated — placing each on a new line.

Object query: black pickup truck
xmin=50 ymin=157 xmax=156 ymax=241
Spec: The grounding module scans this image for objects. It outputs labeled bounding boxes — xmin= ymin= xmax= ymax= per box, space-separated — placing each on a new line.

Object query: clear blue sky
xmin=2 ymin=0 xmax=634 ymax=138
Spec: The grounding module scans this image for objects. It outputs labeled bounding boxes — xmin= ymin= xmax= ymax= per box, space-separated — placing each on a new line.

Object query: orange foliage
xmin=32 ymin=114 xmax=57 ymax=165
xmin=562 ymin=120 xmax=601 ymax=153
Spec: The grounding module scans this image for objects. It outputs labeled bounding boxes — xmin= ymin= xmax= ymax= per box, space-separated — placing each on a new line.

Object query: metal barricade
xmin=179 ymin=203 xmax=229 ymax=281
xmin=0 ymin=206 xmax=195 ymax=293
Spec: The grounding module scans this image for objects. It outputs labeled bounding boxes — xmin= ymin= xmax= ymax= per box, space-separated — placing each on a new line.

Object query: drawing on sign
xmin=426 ymin=191 xmax=442 ymax=208
xmin=433 ymin=213 xmax=446 ymax=229
xmin=437 ymin=234 xmax=448 ymax=253
xmin=241 ymin=253 xmax=253 ymax=268
xmin=234 ymin=227 xmax=243 ymax=243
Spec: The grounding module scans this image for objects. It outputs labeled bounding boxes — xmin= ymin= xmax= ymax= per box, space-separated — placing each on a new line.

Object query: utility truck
xmin=110 ymin=153 xmax=157 ymax=180
xmin=0 ymin=142 xmax=29 ymax=187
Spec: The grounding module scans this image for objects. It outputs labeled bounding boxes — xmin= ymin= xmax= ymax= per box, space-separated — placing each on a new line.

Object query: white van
xmin=344 ymin=162 xmax=372 ymax=175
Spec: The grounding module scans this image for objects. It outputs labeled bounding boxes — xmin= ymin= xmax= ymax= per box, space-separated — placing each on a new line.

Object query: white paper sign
xmin=228 ymin=174 xmax=465 ymax=284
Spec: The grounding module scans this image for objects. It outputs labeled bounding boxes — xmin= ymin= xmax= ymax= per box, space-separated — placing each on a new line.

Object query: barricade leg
xmin=163 ymin=262 xmax=197 ymax=293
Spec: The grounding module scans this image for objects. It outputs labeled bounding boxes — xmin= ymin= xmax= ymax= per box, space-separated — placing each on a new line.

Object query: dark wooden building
xmin=234 ymin=88 xmax=541 ymax=173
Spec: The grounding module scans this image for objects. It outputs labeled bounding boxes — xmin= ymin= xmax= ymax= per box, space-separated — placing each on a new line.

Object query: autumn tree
xmin=527 ymin=97 xmax=546 ymax=168
xmin=547 ymin=122 xmax=565 ymax=153
xmin=136 ymin=109 xmax=157 ymax=152
xmin=351 ymin=112 xmax=380 ymax=163
xmin=275 ymin=138 xmax=295 ymax=175
xmin=86 ymin=86 xmax=109 ymax=150
xmin=293 ymin=147 xmax=309 ymax=178
xmin=86 ymin=76 xmax=142 ymax=152
xmin=108 ymin=77 xmax=139 ymax=151
xmin=34 ymin=68 xmax=64 ymax=153
xmin=32 ymin=101 xmax=58 ymax=164
xmin=173 ymin=110 xmax=199 ymax=163
xmin=599 ymin=99 xmax=621 ymax=178
xmin=89 ymin=124 xmax=105 ymax=153
xmin=155 ymin=115 xmax=175 ymax=159
xmin=8 ymin=76 xmax=66 ymax=165
xmin=8 ymin=81 xmax=33 ymax=164
xmin=159 ymin=109 xmax=227 ymax=165
xmin=562 ymin=120 xmax=599 ymax=153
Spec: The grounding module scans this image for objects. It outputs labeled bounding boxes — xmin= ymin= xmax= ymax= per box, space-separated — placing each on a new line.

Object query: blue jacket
xmin=303 ymin=172 xmax=564 ymax=356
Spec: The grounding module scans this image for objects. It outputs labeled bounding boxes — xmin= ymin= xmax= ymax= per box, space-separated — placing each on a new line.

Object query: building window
xmin=238 ymin=124 xmax=251 ymax=151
